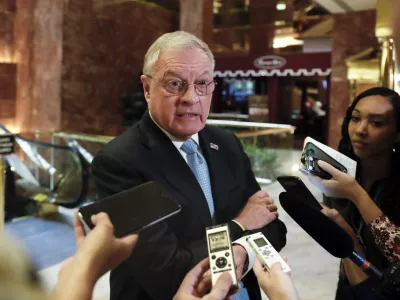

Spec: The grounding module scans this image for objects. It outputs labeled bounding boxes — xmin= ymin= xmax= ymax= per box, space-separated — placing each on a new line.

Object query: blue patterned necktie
xmin=181 ymin=139 xmax=250 ymax=300
xmin=180 ymin=139 xmax=215 ymax=217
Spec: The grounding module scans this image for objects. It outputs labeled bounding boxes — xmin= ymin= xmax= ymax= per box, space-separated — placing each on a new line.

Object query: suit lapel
xmin=199 ymin=127 xmax=237 ymax=214
xmin=139 ymin=113 xmax=213 ymax=227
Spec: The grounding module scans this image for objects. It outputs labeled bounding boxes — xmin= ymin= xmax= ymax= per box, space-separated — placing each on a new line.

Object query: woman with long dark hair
xmin=307 ymin=87 xmax=400 ymax=299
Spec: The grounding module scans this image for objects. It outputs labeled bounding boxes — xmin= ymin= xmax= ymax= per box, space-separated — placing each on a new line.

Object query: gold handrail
xmin=52 ymin=132 xmax=114 ymax=144
xmin=45 ymin=120 xmax=295 ymax=144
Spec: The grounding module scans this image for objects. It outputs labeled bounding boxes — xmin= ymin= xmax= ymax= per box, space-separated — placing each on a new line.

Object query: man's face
xmin=141 ymin=47 xmax=214 ymax=140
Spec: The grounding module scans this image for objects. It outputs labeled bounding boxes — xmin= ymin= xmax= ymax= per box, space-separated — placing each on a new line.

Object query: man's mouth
xmin=176 ymin=113 xmax=200 ymax=117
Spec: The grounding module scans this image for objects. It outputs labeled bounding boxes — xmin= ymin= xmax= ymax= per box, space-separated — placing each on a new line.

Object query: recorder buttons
xmin=212 ymin=255 xmax=216 ymax=260
xmin=263 ymin=250 xmax=271 ymax=256
xmin=225 ymin=252 xmax=230 ymax=257
xmin=216 ymin=257 xmax=228 ymax=268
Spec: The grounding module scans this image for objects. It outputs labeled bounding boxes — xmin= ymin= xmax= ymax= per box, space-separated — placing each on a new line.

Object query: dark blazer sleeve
xmin=229 ymin=134 xmax=287 ymax=251
xmin=92 ymin=152 xmax=209 ymax=299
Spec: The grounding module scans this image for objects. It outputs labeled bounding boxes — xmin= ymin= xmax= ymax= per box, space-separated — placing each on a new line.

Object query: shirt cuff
xmin=232 ymin=236 xmax=256 ymax=277
xmin=232 ymin=219 xmax=246 ymax=231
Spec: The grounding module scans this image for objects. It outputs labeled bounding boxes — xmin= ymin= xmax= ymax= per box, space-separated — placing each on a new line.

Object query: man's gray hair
xmin=143 ymin=31 xmax=215 ymax=76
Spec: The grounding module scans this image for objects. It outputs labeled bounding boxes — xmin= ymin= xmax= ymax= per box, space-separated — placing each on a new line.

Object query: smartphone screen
xmin=78 ymin=181 xmax=181 ymax=237
xmin=277 ymin=176 xmax=323 ymax=211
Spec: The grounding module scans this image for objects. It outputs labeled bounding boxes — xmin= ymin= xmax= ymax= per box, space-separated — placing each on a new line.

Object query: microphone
xmin=279 ymin=191 xmax=383 ymax=281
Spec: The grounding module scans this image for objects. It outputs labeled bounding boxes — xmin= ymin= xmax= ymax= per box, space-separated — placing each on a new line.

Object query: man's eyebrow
xmin=199 ymin=71 xmax=211 ymax=76
xmin=163 ymin=71 xmax=184 ymax=79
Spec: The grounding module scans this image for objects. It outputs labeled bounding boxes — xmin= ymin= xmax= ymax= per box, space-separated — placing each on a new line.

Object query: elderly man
xmin=92 ymin=31 xmax=287 ymax=300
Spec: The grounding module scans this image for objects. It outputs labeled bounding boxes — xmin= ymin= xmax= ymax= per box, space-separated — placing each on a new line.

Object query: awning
xmin=214 ymin=52 xmax=331 ymax=77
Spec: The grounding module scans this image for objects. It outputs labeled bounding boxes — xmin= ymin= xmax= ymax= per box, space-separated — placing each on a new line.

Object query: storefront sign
xmin=254 ymin=55 xmax=287 ymax=70
xmin=0 ymin=134 xmax=15 ymax=155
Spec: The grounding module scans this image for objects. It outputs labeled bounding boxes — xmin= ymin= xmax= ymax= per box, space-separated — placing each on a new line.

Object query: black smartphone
xmin=277 ymin=176 xmax=323 ymax=211
xmin=300 ymin=142 xmax=348 ymax=179
xmin=78 ymin=181 xmax=181 ymax=237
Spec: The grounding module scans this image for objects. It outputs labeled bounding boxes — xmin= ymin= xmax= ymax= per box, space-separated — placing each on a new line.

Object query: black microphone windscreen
xmin=279 ymin=192 xmax=354 ymax=258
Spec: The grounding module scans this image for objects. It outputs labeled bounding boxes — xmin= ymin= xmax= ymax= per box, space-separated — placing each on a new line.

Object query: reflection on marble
xmin=61 ymin=0 xmax=174 ymax=136
xmin=328 ymin=10 xmax=378 ymax=148
xmin=13 ymin=0 xmax=63 ymax=133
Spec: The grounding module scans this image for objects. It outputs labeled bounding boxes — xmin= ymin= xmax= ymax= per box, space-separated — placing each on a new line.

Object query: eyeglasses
xmin=146 ymin=75 xmax=217 ymax=96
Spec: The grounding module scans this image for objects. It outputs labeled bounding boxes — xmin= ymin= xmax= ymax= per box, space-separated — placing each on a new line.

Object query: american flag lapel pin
xmin=210 ymin=143 xmax=219 ymax=151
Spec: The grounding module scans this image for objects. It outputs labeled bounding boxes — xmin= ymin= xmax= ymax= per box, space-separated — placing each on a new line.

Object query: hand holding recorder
xmin=253 ymin=259 xmax=299 ymax=300
xmin=173 ymin=258 xmax=234 ymax=300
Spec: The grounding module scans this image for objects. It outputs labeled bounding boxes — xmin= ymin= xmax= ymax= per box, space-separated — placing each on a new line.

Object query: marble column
xmin=14 ymin=0 xmax=63 ymax=133
xmin=376 ymin=0 xmax=394 ymax=88
xmin=62 ymin=0 xmax=174 ymax=135
xmin=0 ymin=1 xmax=16 ymax=129
xmin=0 ymin=0 xmax=14 ymax=63
xmin=328 ymin=11 xmax=378 ymax=148
xmin=180 ymin=0 xmax=213 ymax=44
xmin=249 ymin=0 xmax=277 ymax=55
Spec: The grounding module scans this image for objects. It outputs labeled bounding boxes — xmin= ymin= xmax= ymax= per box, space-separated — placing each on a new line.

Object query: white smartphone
xmin=206 ymin=224 xmax=238 ymax=288
xmin=246 ymin=232 xmax=291 ymax=273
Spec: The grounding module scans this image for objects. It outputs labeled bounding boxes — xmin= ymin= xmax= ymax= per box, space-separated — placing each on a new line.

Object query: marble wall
xmin=14 ymin=0 xmax=63 ymax=133
xmin=328 ymin=10 xmax=378 ymax=148
xmin=61 ymin=0 xmax=175 ymax=136
xmin=0 ymin=0 xmax=14 ymax=63
xmin=180 ymin=0 xmax=213 ymax=44
xmin=0 ymin=63 xmax=16 ymax=130
xmin=0 ymin=1 xmax=15 ymax=129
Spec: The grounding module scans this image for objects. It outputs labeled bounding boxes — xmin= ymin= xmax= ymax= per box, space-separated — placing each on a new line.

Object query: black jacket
xmin=92 ymin=112 xmax=287 ymax=300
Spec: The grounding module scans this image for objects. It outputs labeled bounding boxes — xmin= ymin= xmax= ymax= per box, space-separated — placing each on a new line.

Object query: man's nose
xmin=180 ymin=85 xmax=199 ymax=104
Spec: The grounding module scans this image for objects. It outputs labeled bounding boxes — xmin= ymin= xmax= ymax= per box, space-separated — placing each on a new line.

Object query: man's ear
xmin=140 ymin=75 xmax=151 ymax=102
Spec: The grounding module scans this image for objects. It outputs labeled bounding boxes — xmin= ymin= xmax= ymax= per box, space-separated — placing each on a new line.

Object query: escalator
xmin=0 ymin=124 xmax=90 ymax=220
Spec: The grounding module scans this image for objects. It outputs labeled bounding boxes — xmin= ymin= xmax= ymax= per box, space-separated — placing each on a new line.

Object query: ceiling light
xmin=276 ymin=3 xmax=286 ymax=11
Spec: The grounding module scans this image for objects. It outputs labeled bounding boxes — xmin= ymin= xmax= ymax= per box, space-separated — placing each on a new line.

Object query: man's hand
xmin=253 ymin=259 xmax=299 ymax=300
xmin=173 ymin=258 xmax=233 ymax=300
xmin=234 ymin=190 xmax=278 ymax=230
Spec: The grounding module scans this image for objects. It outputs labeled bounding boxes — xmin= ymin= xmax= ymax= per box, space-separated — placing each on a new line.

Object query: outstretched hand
xmin=173 ymin=258 xmax=234 ymax=300
xmin=54 ymin=212 xmax=138 ymax=300
xmin=60 ymin=212 xmax=138 ymax=284
xmin=253 ymin=259 xmax=298 ymax=300
xmin=307 ymin=160 xmax=362 ymax=201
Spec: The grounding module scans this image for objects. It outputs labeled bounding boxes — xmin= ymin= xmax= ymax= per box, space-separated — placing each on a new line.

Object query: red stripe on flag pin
xmin=210 ymin=143 xmax=219 ymax=151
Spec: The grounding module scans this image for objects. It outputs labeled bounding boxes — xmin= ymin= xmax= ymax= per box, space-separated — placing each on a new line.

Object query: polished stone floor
xmin=5 ymin=149 xmax=340 ymax=300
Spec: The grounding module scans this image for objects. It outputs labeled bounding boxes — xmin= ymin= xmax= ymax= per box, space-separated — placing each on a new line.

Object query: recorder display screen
xmin=254 ymin=237 xmax=268 ymax=247
xmin=209 ymin=231 xmax=229 ymax=253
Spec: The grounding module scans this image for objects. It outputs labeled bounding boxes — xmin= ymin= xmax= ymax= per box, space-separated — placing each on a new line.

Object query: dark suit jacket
xmin=92 ymin=112 xmax=287 ymax=300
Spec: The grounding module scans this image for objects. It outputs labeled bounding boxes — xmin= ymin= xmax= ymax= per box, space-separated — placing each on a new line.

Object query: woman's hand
xmin=253 ymin=259 xmax=299 ymax=300
xmin=173 ymin=258 xmax=233 ymax=300
xmin=59 ymin=212 xmax=138 ymax=285
xmin=307 ymin=160 xmax=364 ymax=202
xmin=320 ymin=205 xmax=363 ymax=253
xmin=320 ymin=205 xmax=356 ymax=239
